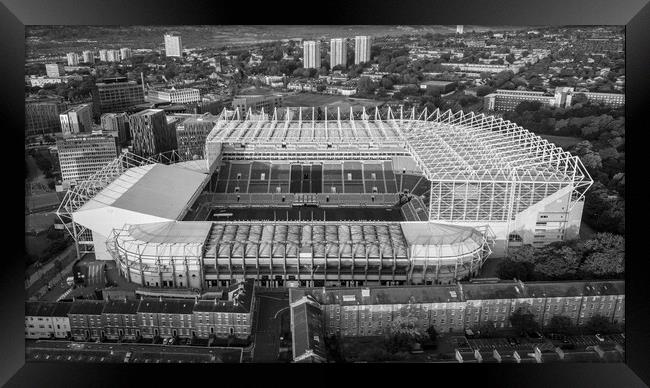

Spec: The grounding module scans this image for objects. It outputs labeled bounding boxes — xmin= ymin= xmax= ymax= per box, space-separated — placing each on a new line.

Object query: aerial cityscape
xmin=24 ymin=25 xmax=625 ymax=364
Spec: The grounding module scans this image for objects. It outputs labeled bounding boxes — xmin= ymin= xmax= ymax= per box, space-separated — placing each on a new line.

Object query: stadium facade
xmin=58 ymin=107 xmax=592 ymax=289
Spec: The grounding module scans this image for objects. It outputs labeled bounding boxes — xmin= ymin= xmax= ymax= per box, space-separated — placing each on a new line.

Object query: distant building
xmin=60 ymin=103 xmax=93 ymax=135
xmin=581 ymin=91 xmax=625 ymax=108
xmin=45 ymin=63 xmax=64 ymax=78
xmin=164 ymin=34 xmax=183 ymax=58
xmin=175 ymin=113 xmax=219 ymax=159
xmin=66 ymin=52 xmax=80 ymax=66
xmin=148 ymin=87 xmax=201 ymax=104
xmin=330 ymin=38 xmax=347 ymax=68
xmin=93 ymin=77 xmax=145 ymax=113
xmin=100 ymin=112 xmax=130 ymax=145
xmin=56 ymin=134 xmax=120 ymax=188
xmin=303 ymin=40 xmax=321 ymax=69
xmin=28 ymin=76 xmax=65 ymax=87
xmin=354 ymin=36 xmax=372 ymax=64
xmin=98 ymin=49 xmax=109 ymax=62
xmin=484 ymin=87 xmax=624 ymax=112
xmin=82 ymin=50 xmax=95 ymax=64
xmin=456 ymin=25 xmax=465 ymax=34
xmin=106 ymin=49 xmax=121 ymax=62
xmin=440 ymin=62 xmax=520 ymax=74
xmin=119 ymin=47 xmax=132 ymax=60
xmin=232 ymin=94 xmax=284 ymax=113
xmin=25 ymin=96 xmax=66 ymax=136
xmin=420 ymin=80 xmax=457 ymax=94
xmin=128 ymin=108 xmax=177 ymax=157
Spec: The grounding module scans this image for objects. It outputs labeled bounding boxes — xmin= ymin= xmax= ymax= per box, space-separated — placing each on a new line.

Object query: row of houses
xmin=25 ymin=280 xmax=254 ymax=342
xmin=290 ymin=280 xmax=624 ymax=361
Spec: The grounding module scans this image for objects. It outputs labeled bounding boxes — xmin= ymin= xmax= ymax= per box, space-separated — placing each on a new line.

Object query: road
xmin=251 ymin=290 xmax=289 ymax=362
xmin=27 ymin=340 xmax=243 ymax=363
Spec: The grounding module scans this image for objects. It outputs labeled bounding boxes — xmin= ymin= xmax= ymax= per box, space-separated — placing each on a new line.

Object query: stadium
xmin=57 ymin=107 xmax=592 ymax=289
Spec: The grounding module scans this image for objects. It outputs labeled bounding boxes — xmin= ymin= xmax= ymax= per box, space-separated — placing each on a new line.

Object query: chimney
xmin=214 ymin=298 xmax=218 ymax=305
xmin=159 ymin=296 xmax=163 ymax=302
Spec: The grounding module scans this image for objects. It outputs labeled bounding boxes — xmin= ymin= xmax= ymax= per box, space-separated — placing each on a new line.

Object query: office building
xmin=147 ymin=87 xmax=201 ymax=104
xmin=106 ymin=49 xmax=121 ymax=62
xmin=175 ymin=113 xmax=219 ymax=159
xmin=56 ymin=134 xmax=120 ymax=188
xmin=25 ymin=96 xmax=66 ymax=136
xmin=457 ymin=25 xmax=465 ymax=34
xmin=100 ymin=112 xmax=130 ymax=145
xmin=66 ymin=52 xmax=80 ymax=66
xmin=82 ymin=50 xmax=95 ymax=64
xmin=330 ymin=38 xmax=347 ymax=68
xmin=128 ymin=108 xmax=177 ymax=157
xmin=93 ymin=77 xmax=145 ymax=113
xmin=59 ymin=103 xmax=93 ymax=135
xmin=231 ymin=94 xmax=284 ymax=113
xmin=484 ymin=87 xmax=624 ymax=112
xmin=581 ymin=91 xmax=625 ymax=108
xmin=354 ymin=36 xmax=372 ymax=64
xmin=303 ymin=40 xmax=321 ymax=69
xmin=119 ymin=47 xmax=132 ymax=60
xmin=45 ymin=63 xmax=64 ymax=78
xmin=99 ymin=49 xmax=109 ymax=62
xmin=164 ymin=34 xmax=183 ymax=58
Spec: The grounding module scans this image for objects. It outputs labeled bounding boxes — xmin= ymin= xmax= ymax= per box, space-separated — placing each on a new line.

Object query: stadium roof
xmin=400 ymin=222 xmax=486 ymax=259
xmin=111 ymin=221 xmax=211 ymax=258
xmin=207 ymin=107 xmax=592 ymax=191
xmin=61 ymin=152 xmax=210 ymax=238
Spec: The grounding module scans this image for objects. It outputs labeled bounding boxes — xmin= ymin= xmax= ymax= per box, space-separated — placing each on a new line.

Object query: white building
xmin=45 ymin=63 xmax=64 ymax=78
xmin=106 ymin=49 xmax=121 ymax=62
xmin=303 ymin=40 xmax=321 ymax=69
xmin=99 ymin=49 xmax=109 ymax=62
xmin=165 ymin=34 xmax=183 ymax=58
xmin=56 ymin=134 xmax=120 ymax=189
xmin=66 ymin=52 xmax=80 ymax=66
xmin=60 ymin=103 xmax=93 ymax=135
xmin=147 ymin=87 xmax=201 ymax=104
xmin=330 ymin=38 xmax=347 ymax=68
xmin=82 ymin=50 xmax=95 ymax=64
xmin=120 ymin=47 xmax=132 ymax=60
xmin=456 ymin=25 xmax=464 ymax=34
xmin=29 ymin=76 xmax=65 ymax=87
xmin=354 ymin=36 xmax=372 ymax=64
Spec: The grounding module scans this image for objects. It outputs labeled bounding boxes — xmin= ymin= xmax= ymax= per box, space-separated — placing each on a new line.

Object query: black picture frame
xmin=4 ymin=0 xmax=649 ymax=386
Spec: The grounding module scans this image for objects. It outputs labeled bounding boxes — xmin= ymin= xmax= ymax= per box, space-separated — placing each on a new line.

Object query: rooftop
xmin=290 ymin=284 xmax=462 ymax=305
xmin=68 ymin=300 xmax=105 ymax=315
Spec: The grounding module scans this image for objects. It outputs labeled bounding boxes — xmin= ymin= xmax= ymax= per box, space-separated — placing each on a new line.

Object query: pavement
xmin=251 ymin=290 xmax=290 ymax=362
xmin=26 ymin=340 xmax=243 ymax=363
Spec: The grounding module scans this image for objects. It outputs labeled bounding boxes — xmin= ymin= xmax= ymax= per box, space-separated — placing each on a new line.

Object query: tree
xmin=476 ymin=320 xmax=498 ymax=338
xmin=582 ymin=233 xmax=625 ymax=276
xmin=426 ymin=326 xmax=438 ymax=342
xmin=497 ymin=258 xmax=535 ymax=281
xmin=584 ymin=315 xmax=618 ymax=335
xmin=545 ymin=315 xmax=574 ymax=335
xmin=476 ymin=85 xmax=494 ymax=97
xmin=509 ymin=307 xmax=539 ymax=335
xmin=533 ymin=245 xmax=581 ymax=279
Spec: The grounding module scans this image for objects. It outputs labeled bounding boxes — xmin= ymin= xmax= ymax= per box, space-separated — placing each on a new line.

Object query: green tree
xmin=584 ymin=315 xmax=618 ymax=335
xmin=497 ymin=258 xmax=535 ymax=281
xmin=509 ymin=307 xmax=539 ymax=335
xmin=545 ymin=315 xmax=575 ymax=335
xmin=582 ymin=233 xmax=624 ymax=276
xmin=533 ymin=245 xmax=581 ymax=279
xmin=426 ymin=326 xmax=438 ymax=342
xmin=476 ymin=320 xmax=498 ymax=338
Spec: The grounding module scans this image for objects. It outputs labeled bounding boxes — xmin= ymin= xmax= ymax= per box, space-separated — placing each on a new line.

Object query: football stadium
xmin=57 ymin=107 xmax=592 ymax=289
